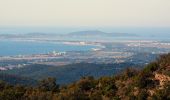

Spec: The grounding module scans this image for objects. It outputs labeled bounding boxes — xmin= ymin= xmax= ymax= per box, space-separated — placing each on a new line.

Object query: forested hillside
xmin=1 ymin=63 xmax=136 ymax=84
xmin=0 ymin=53 xmax=170 ymax=100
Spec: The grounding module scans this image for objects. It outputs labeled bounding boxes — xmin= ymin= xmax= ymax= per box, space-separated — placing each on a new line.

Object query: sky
xmin=0 ymin=0 xmax=170 ymax=27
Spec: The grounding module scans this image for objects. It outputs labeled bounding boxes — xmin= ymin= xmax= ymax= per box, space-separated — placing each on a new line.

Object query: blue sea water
xmin=0 ymin=40 xmax=96 ymax=56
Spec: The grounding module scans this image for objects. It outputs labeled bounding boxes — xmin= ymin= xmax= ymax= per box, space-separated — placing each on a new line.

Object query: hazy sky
xmin=0 ymin=0 xmax=170 ymax=27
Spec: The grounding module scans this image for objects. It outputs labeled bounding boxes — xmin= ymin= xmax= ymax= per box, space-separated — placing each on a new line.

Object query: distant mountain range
xmin=0 ymin=30 xmax=138 ymax=38
xmin=67 ymin=30 xmax=138 ymax=37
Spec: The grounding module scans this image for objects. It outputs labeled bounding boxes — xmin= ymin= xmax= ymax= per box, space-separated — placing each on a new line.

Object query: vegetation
xmin=1 ymin=63 xmax=136 ymax=84
xmin=0 ymin=53 xmax=170 ymax=100
xmin=0 ymin=73 xmax=37 ymax=86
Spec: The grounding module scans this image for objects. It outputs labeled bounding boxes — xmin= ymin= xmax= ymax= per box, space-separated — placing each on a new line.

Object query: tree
xmin=38 ymin=77 xmax=59 ymax=92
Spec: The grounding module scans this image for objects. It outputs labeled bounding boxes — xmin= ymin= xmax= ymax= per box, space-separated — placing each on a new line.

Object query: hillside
xmin=1 ymin=63 xmax=136 ymax=84
xmin=0 ymin=73 xmax=37 ymax=86
xmin=0 ymin=53 xmax=170 ymax=100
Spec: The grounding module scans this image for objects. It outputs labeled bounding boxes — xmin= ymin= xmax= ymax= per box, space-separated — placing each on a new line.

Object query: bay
xmin=0 ymin=40 xmax=96 ymax=56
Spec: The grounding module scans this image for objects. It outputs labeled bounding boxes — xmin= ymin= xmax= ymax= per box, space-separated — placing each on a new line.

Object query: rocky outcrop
xmin=155 ymin=73 xmax=170 ymax=88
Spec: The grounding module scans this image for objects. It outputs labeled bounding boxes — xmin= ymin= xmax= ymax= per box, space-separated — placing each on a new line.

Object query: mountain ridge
xmin=68 ymin=30 xmax=138 ymax=37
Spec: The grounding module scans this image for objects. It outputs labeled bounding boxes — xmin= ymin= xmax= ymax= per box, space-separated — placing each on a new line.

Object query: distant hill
xmin=0 ymin=30 xmax=138 ymax=40
xmin=67 ymin=30 xmax=138 ymax=37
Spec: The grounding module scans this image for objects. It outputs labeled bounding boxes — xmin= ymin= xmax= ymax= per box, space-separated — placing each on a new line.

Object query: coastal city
xmin=1 ymin=40 xmax=170 ymax=71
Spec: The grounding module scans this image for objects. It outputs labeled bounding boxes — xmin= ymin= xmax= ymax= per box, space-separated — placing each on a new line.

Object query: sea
xmin=0 ymin=40 xmax=96 ymax=56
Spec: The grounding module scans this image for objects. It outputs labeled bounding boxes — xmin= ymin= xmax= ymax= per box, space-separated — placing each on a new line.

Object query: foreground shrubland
xmin=0 ymin=53 xmax=170 ymax=100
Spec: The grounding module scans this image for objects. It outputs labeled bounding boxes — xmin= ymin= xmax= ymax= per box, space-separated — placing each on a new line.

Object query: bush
xmin=143 ymin=62 xmax=159 ymax=73
xmin=152 ymin=82 xmax=170 ymax=100
xmin=137 ymin=89 xmax=148 ymax=100
xmin=38 ymin=77 xmax=59 ymax=92
xmin=98 ymin=77 xmax=117 ymax=97
xmin=76 ymin=76 xmax=96 ymax=91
